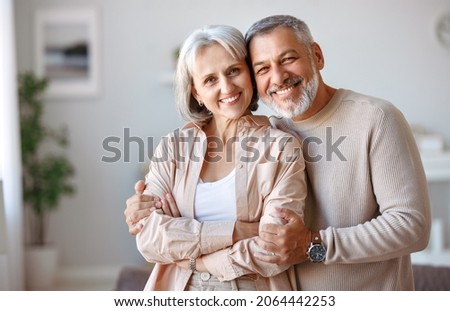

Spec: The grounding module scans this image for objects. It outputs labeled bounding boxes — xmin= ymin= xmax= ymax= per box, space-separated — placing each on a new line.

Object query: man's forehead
xmin=249 ymin=27 xmax=299 ymax=48
xmin=248 ymin=30 xmax=304 ymax=63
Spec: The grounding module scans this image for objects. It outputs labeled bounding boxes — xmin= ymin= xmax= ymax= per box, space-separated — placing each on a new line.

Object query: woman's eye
xmin=229 ymin=68 xmax=240 ymax=75
xmin=204 ymin=77 xmax=216 ymax=85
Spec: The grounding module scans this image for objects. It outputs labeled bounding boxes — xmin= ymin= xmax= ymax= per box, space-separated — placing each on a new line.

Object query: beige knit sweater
xmin=272 ymin=88 xmax=431 ymax=290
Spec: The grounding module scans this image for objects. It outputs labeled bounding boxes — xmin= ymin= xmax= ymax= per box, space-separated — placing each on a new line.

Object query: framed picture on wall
xmin=34 ymin=7 xmax=100 ymax=99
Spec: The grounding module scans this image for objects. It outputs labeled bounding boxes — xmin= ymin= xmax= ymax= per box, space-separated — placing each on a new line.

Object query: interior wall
xmin=12 ymin=0 xmax=450 ymax=278
xmin=0 ymin=181 xmax=9 ymax=290
xmin=1 ymin=0 xmax=24 ymax=290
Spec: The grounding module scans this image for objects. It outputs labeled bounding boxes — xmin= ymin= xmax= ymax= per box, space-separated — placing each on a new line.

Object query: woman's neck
xmin=200 ymin=116 xmax=243 ymax=182
xmin=205 ymin=116 xmax=241 ymax=142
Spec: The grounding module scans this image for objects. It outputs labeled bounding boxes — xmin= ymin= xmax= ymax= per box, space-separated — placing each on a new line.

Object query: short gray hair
xmin=245 ymin=15 xmax=315 ymax=54
xmin=175 ymin=25 xmax=258 ymax=122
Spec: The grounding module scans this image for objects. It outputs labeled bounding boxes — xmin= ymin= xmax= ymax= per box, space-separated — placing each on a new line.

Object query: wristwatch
xmin=306 ymin=232 xmax=326 ymax=263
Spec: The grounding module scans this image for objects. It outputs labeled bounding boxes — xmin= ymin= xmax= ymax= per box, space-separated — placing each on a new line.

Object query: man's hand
xmin=125 ymin=180 xmax=160 ymax=235
xmin=233 ymin=221 xmax=259 ymax=243
xmin=125 ymin=180 xmax=181 ymax=235
xmin=254 ymin=207 xmax=311 ymax=266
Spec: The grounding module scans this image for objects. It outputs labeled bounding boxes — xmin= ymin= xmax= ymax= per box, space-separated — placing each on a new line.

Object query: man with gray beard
xmin=125 ymin=15 xmax=431 ymax=290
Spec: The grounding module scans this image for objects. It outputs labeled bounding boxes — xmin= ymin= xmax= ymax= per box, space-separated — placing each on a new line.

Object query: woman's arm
xmin=136 ymin=130 xmax=256 ymax=264
xmin=200 ymin=132 xmax=307 ymax=281
xmin=137 ymin=129 xmax=307 ymax=275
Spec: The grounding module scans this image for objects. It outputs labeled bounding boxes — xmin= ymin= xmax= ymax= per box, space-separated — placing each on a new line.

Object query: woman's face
xmin=191 ymin=43 xmax=253 ymax=122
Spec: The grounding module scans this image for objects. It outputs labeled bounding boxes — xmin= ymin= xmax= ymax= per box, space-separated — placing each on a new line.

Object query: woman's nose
xmin=220 ymin=77 xmax=235 ymax=94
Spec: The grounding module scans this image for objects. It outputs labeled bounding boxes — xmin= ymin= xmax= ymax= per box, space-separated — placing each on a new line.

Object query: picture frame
xmin=34 ymin=7 xmax=100 ymax=99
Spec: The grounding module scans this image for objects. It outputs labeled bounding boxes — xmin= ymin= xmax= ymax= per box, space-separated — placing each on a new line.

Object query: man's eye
xmin=256 ymin=67 xmax=269 ymax=75
xmin=282 ymin=57 xmax=296 ymax=64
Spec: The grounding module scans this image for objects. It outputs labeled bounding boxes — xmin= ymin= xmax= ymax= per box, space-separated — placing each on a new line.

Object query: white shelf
xmin=420 ymin=152 xmax=450 ymax=182
xmin=417 ymin=152 xmax=450 ymax=267
xmin=412 ymin=250 xmax=450 ymax=267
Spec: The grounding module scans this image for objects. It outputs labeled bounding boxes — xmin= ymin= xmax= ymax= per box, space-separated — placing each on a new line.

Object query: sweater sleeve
xmin=202 ymin=134 xmax=306 ymax=280
xmin=324 ymin=102 xmax=431 ymax=264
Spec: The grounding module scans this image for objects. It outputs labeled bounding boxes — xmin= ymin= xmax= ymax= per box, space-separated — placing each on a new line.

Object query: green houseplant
xmin=18 ymin=72 xmax=75 ymax=289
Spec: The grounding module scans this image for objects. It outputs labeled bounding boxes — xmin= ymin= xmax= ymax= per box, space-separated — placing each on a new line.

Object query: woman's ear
xmin=192 ymin=87 xmax=201 ymax=103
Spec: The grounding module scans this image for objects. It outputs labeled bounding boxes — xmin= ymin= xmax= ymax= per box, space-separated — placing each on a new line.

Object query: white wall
xmin=1 ymin=0 xmax=24 ymax=290
xmin=12 ymin=0 xmax=450 ymax=285
xmin=0 ymin=181 xmax=8 ymax=290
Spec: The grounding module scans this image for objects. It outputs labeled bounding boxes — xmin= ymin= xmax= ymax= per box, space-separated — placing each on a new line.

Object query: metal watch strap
xmin=189 ymin=258 xmax=196 ymax=271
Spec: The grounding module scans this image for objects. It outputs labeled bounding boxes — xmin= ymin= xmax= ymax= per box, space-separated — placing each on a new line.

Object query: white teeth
xmin=221 ymin=94 xmax=239 ymax=103
xmin=275 ymin=86 xmax=294 ymax=95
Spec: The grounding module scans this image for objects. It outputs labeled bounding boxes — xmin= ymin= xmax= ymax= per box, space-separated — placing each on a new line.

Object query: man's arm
xmin=256 ymin=103 xmax=431 ymax=266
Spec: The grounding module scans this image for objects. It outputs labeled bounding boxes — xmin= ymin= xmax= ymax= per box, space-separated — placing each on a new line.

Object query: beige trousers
xmin=185 ymin=271 xmax=257 ymax=291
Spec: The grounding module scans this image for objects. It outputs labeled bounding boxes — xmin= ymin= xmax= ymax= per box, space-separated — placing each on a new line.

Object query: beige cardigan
xmin=136 ymin=115 xmax=306 ymax=291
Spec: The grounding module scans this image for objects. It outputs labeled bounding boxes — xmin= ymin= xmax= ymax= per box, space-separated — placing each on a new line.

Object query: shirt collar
xmin=181 ymin=114 xmax=271 ymax=131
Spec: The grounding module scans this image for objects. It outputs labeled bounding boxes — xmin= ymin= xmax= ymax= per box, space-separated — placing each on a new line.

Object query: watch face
xmin=308 ymin=244 xmax=326 ymax=262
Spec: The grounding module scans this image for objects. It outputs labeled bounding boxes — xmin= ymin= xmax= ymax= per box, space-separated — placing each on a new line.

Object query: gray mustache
xmin=267 ymin=77 xmax=303 ymax=95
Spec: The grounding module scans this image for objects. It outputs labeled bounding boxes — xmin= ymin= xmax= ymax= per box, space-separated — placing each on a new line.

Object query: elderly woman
xmin=132 ymin=24 xmax=306 ymax=291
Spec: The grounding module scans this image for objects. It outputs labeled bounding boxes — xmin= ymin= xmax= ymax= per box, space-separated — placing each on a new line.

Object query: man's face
xmin=249 ymin=27 xmax=319 ymax=119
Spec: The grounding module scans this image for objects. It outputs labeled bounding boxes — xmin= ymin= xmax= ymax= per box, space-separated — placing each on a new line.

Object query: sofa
xmin=115 ymin=264 xmax=450 ymax=291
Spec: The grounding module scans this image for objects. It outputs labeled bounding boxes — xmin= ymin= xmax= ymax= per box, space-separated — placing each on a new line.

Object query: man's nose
xmin=271 ymin=65 xmax=289 ymax=86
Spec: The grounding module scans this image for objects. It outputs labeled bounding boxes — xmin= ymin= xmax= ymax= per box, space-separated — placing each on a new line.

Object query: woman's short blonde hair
xmin=175 ymin=25 xmax=258 ymax=122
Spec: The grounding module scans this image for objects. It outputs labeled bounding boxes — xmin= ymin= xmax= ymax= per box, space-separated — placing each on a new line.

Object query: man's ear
xmin=312 ymin=42 xmax=325 ymax=70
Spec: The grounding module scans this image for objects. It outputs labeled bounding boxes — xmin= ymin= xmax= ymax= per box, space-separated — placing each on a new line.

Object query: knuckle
xmin=138 ymin=202 xmax=148 ymax=209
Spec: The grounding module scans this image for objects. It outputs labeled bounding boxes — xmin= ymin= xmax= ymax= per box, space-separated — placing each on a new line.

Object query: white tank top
xmin=194 ymin=169 xmax=237 ymax=221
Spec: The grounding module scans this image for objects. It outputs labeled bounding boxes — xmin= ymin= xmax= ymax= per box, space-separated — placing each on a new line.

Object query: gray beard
xmin=261 ymin=70 xmax=319 ymax=119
